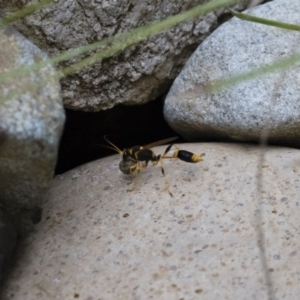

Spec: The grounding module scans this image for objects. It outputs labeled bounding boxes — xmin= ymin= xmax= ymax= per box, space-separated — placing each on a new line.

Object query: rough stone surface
xmin=0 ymin=1 xmax=247 ymax=111
xmin=1 ymin=143 xmax=300 ymax=299
xmin=164 ymin=0 xmax=300 ymax=146
xmin=0 ymin=25 xmax=65 ymax=233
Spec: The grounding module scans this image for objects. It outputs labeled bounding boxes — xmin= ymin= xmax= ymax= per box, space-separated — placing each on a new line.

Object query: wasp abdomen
xmin=177 ymin=150 xmax=203 ymax=163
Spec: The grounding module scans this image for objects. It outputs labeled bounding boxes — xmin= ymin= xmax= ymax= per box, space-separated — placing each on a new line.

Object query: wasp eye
xmin=123 ymin=149 xmax=129 ymax=159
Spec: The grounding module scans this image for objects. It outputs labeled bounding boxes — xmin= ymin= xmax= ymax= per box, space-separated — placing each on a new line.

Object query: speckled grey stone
xmin=1 ymin=143 xmax=300 ymax=299
xmin=0 ymin=1 xmax=247 ymax=111
xmin=0 ymin=25 xmax=65 ymax=233
xmin=164 ymin=0 xmax=300 ymax=145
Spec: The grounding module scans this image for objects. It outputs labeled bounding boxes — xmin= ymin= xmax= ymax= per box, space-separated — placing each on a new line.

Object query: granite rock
xmin=0 ymin=25 xmax=65 ymax=233
xmin=1 ymin=143 xmax=300 ymax=299
xmin=164 ymin=0 xmax=300 ymax=146
xmin=0 ymin=1 xmax=247 ymax=111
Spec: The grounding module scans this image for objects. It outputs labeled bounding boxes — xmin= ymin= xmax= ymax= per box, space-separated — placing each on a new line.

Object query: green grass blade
xmin=0 ymin=0 xmax=242 ymax=82
xmin=0 ymin=0 xmax=54 ymax=26
xmin=207 ymin=52 xmax=300 ymax=92
xmin=230 ymin=8 xmax=300 ymax=31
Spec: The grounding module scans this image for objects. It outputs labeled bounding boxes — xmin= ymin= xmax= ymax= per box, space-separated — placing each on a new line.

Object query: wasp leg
xmin=126 ymin=162 xmax=139 ymax=192
xmin=126 ymin=161 xmax=149 ymax=192
xmin=160 ymin=144 xmax=176 ymax=173
xmin=154 ymin=154 xmax=173 ymax=197
xmin=161 ymin=174 xmax=173 ymax=197
xmin=158 ymin=154 xmax=166 ymax=176
xmin=161 ymin=144 xmax=176 ymax=158
xmin=132 ymin=162 xmax=147 ymax=177
xmin=119 ymin=159 xmax=140 ymax=192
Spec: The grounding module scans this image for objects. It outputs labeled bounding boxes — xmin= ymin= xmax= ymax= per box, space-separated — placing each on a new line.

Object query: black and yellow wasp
xmin=104 ymin=136 xmax=205 ymax=176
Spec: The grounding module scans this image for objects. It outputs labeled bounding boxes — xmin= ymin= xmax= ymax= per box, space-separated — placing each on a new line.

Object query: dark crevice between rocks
xmin=55 ymin=96 xmax=184 ymax=175
xmin=55 ymin=93 xmax=297 ymax=176
xmin=0 ymin=207 xmax=17 ymax=284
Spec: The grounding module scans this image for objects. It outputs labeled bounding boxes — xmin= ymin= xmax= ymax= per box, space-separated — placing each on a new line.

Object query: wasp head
xmin=122 ymin=149 xmax=131 ymax=160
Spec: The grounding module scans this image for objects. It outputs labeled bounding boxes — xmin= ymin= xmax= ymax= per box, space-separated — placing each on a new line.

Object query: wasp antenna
xmin=98 ymin=144 xmax=121 ymax=152
xmin=103 ymin=136 xmax=123 ymax=155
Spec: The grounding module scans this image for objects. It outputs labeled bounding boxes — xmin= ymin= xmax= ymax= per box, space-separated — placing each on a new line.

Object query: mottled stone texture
xmin=1 ymin=143 xmax=300 ymax=299
xmin=164 ymin=0 xmax=300 ymax=146
xmin=0 ymin=25 xmax=65 ymax=233
xmin=0 ymin=0 xmax=247 ymax=111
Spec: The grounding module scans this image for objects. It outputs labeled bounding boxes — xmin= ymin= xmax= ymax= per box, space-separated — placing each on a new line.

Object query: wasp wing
xmin=141 ymin=137 xmax=178 ymax=150
xmin=103 ymin=136 xmax=178 ymax=155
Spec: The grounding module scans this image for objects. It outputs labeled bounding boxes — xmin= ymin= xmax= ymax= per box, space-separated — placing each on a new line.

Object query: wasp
xmin=104 ymin=136 xmax=205 ymax=176
xmin=104 ymin=136 xmax=178 ymax=176
xmin=103 ymin=136 xmax=205 ymax=196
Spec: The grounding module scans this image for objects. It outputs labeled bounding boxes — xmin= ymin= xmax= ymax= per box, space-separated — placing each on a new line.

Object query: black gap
xmin=55 ymin=97 xmax=184 ymax=175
